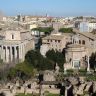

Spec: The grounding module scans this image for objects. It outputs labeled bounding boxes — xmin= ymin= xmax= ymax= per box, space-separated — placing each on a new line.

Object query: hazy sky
xmin=0 ymin=0 xmax=96 ymax=17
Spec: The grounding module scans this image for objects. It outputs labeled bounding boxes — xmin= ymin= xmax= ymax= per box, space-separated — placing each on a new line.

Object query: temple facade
xmin=0 ymin=30 xmax=35 ymax=63
xmin=64 ymin=33 xmax=95 ymax=70
xmin=65 ymin=44 xmax=87 ymax=69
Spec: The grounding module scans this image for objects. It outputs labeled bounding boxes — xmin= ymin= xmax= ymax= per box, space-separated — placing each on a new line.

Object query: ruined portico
xmin=0 ymin=30 xmax=35 ymax=63
xmin=0 ymin=43 xmax=25 ymax=63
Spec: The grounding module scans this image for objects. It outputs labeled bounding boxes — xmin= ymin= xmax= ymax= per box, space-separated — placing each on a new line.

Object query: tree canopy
xmin=25 ymin=50 xmax=54 ymax=71
xmin=59 ymin=28 xmax=75 ymax=34
xmin=32 ymin=27 xmax=54 ymax=35
xmin=90 ymin=52 xmax=96 ymax=69
xmin=46 ymin=49 xmax=65 ymax=70
xmin=74 ymin=16 xmax=83 ymax=19
xmin=46 ymin=49 xmax=57 ymax=63
xmin=7 ymin=61 xmax=35 ymax=80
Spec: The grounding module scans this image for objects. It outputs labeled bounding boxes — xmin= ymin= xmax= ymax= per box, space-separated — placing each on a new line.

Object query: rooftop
xmin=78 ymin=32 xmax=96 ymax=40
xmin=67 ymin=44 xmax=86 ymax=48
xmin=42 ymin=34 xmax=65 ymax=40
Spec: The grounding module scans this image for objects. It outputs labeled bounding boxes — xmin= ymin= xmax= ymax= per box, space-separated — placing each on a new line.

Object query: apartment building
xmin=79 ymin=22 xmax=96 ymax=32
xmin=40 ymin=33 xmax=72 ymax=56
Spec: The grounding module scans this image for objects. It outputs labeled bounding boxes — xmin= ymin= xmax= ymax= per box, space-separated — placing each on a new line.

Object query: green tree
xmin=46 ymin=50 xmax=65 ymax=69
xmin=25 ymin=50 xmax=54 ymax=70
xmin=55 ymin=51 xmax=65 ymax=69
xmin=59 ymin=28 xmax=75 ymax=34
xmin=7 ymin=62 xmax=34 ymax=80
xmin=90 ymin=52 xmax=96 ymax=69
xmin=46 ymin=49 xmax=56 ymax=63
xmin=7 ymin=68 xmax=17 ymax=79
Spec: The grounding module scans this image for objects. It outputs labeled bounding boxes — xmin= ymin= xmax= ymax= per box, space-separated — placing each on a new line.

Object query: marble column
xmin=65 ymin=87 xmax=68 ymax=96
xmin=19 ymin=45 xmax=22 ymax=61
xmin=72 ymin=60 xmax=74 ymax=69
xmin=5 ymin=46 xmax=9 ymax=63
xmin=14 ymin=46 xmax=17 ymax=60
xmin=18 ymin=44 xmax=25 ymax=62
xmin=1 ymin=45 xmax=3 ymax=60
xmin=87 ymin=55 xmax=90 ymax=72
xmin=10 ymin=46 xmax=13 ymax=62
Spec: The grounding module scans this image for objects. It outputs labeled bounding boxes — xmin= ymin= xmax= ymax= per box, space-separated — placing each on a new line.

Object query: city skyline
xmin=0 ymin=0 xmax=96 ymax=17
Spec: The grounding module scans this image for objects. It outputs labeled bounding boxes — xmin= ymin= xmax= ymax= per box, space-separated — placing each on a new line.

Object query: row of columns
xmin=0 ymin=44 xmax=25 ymax=63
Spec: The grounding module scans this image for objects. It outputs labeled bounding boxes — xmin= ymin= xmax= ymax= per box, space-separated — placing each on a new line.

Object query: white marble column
xmin=87 ymin=55 xmax=90 ymax=72
xmin=5 ymin=46 xmax=9 ymax=63
xmin=19 ymin=45 xmax=22 ymax=61
xmin=14 ymin=46 xmax=17 ymax=60
xmin=72 ymin=60 xmax=74 ymax=69
xmin=10 ymin=46 xmax=13 ymax=62
xmin=8 ymin=46 xmax=10 ymax=62
xmin=1 ymin=45 xmax=3 ymax=60
xmin=65 ymin=87 xmax=68 ymax=96
xmin=18 ymin=44 xmax=25 ymax=62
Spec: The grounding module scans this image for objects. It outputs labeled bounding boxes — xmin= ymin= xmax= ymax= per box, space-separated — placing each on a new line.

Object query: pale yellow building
xmin=28 ymin=23 xmax=38 ymax=30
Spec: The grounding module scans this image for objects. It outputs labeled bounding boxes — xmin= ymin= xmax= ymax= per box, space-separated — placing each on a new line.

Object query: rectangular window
xmin=58 ymin=40 xmax=61 ymax=43
xmin=12 ymin=34 xmax=14 ymax=39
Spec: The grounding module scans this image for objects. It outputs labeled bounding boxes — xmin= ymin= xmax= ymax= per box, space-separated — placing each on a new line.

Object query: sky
xmin=0 ymin=0 xmax=96 ymax=17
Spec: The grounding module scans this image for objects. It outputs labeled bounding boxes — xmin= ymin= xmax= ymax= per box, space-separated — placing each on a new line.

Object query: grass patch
xmin=15 ymin=93 xmax=59 ymax=96
xmin=46 ymin=93 xmax=59 ymax=96
xmin=15 ymin=93 xmax=32 ymax=96
xmin=85 ymin=74 xmax=96 ymax=81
